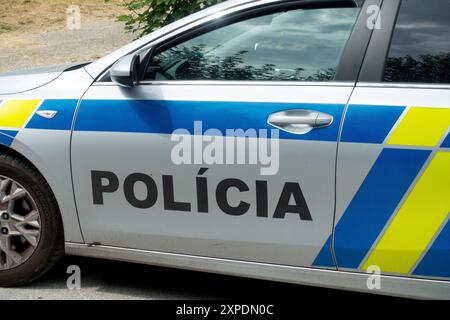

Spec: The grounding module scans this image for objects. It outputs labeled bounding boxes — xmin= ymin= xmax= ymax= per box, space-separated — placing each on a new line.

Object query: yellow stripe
xmin=0 ymin=100 xmax=41 ymax=128
xmin=387 ymin=107 xmax=450 ymax=147
xmin=362 ymin=151 xmax=450 ymax=274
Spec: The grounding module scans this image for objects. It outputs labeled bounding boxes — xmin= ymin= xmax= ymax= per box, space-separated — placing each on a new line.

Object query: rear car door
xmin=72 ymin=0 xmax=370 ymax=268
xmin=315 ymin=0 xmax=450 ymax=279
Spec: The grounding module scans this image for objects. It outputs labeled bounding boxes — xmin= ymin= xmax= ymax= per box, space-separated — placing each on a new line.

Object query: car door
xmin=71 ymin=0 xmax=370 ymax=268
xmin=314 ymin=0 xmax=450 ymax=279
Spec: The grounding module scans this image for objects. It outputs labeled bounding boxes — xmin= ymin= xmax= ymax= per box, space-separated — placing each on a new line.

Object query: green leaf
xmin=115 ymin=0 xmax=225 ymax=37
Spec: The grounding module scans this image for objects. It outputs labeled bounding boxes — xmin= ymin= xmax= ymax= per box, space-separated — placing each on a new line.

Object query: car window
xmin=384 ymin=0 xmax=450 ymax=84
xmin=144 ymin=7 xmax=360 ymax=82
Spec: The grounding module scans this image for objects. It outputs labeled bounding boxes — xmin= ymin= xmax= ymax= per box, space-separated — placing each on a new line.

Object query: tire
xmin=0 ymin=153 xmax=64 ymax=286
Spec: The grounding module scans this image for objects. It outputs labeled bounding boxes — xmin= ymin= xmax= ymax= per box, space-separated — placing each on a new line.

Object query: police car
xmin=0 ymin=0 xmax=449 ymax=299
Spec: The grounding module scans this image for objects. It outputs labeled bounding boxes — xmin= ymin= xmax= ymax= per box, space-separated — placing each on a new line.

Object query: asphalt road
xmin=0 ymin=255 xmax=384 ymax=300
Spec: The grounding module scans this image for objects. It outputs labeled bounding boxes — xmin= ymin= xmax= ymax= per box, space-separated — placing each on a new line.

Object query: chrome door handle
xmin=267 ymin=109 xmax=333 ymax=135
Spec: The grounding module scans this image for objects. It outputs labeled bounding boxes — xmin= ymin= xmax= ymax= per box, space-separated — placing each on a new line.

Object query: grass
xmin=0 ymin=22 xmax=19 ymax=33
xmin=0 ymin=0 xmax=127 ymax=35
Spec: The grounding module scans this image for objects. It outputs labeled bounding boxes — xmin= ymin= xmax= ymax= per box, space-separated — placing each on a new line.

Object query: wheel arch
xmin=0 ymin=142 xmax=64 ymax=230
xmin=0 ymin=143 xmax=48 ymax=185
xmin=0 ymin=141 xmax=87 ymax=245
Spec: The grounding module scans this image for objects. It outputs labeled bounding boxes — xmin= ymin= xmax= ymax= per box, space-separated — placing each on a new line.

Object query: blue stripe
xmin=313 ymin=238 xmax=335 ymax=268
xmin=26 ymin=99 xmax=78 ymax=130
xmin=74 ymin=100 xmax=344 ymax=141
xmin=0 ymin=130 xmax=18 ymax=138
xmin=318 ymin=148 xmax=430 ymax=269
xmin=340 ymin=105 xmax=405 ymax=144
xmin=0 ymin=129 xmax=17 ymax=147
xmin=414 ymin=220 xmax=450 ymax=278
xmin=0 ymin=134 xmax=14 ymax=147
xmin=442 ymin=132 xmax=450 ymax=148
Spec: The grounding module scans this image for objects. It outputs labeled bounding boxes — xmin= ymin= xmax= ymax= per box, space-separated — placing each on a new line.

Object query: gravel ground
xmin=0 ymin=20 xmax=134 ymax=74
xmin=0 ymin=255 xmax=375 ymax=300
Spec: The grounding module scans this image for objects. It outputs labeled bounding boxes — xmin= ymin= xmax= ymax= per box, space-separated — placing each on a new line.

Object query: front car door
xmin=314 ymin=0 xmax=450 ymax=280
xmin=71 ymin=0 xmax=371 ymax=268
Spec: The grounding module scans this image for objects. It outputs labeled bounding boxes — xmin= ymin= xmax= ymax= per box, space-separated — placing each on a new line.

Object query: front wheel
xmin=0 ymin=154 xmax=64 ymax=286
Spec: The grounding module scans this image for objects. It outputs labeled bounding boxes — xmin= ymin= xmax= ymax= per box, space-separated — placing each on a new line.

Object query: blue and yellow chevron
xmin=315 ymin=105 xmax=450 ymax=279
xmin=0 ymin=99 xmax=78 ymax=147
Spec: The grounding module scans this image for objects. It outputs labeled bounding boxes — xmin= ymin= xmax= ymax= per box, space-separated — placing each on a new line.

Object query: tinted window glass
xmin=145 ymin=7 xmax=359 ymax=81
xmin=384 ymin=0 xmax=450 ymax=83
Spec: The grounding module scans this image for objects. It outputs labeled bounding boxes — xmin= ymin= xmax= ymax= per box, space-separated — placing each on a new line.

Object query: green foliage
xmin=108 ymin=0 xmax=224 ymax=38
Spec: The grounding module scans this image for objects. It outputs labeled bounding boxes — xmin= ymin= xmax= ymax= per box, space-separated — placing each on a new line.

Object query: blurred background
xmin=0 ymin=0 xmax=223 ymax=74
xmin=0 ymin=0 xmax=134 ymax=73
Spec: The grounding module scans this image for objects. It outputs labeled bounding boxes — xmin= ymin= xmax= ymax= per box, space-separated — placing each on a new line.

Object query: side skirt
xmin=65 ymin=242 xmax=450 ymax=300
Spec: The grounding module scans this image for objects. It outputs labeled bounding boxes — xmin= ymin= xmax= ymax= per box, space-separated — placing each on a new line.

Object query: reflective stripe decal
xmin=0 ymin=100 xmax=41 ymax=129
xmin=315 ymin=105 xmax=450 ymax=274
xmin=340 ymin=105 xmax=405 ymax=144
xmin=74 ymin=100 xmax=344 ymax=141
xmin=0 ymin=130 xmax=18 ymax=138
xmin=442 ymin=132 xmax=450 ymax=148
xmin=362 ymin=151 xmax=450 ymax=274
xmin=0 ymin=100 xmax=22 ymax=147
xmin=388 ymin=107 xmax=450 ymax=147
xmin=313 ymin=238 xmax=334 ymax=268
xmin=414 ymin=219 xmax=450 ymax=278
xmin=26 ymin=99 xmax=79 ymax=130
xmin=324 ymin=148 xmax=430 ymax=269
xmin=0 ymin=134 xmax=14 ymax=147
xmin=0 ymin=129 xmax=17 ymax=147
